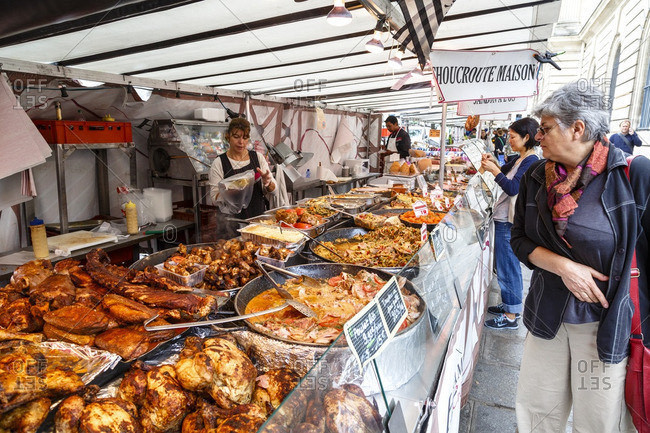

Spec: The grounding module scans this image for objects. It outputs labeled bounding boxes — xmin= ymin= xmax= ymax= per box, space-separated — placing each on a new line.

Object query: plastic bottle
xmin=54 ymin=102 xmax=62 ymax=121
xmin=125 ymin=201 xmax=139 ymax=234
xmin=30 ymin=218 xmax=49 ymax=259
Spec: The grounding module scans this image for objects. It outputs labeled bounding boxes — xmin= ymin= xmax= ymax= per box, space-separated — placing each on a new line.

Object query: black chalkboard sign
xmin=344 ymin=302 xmax=389 ymax=368
xmin=377 ymin=277 xmax=408 ymax=336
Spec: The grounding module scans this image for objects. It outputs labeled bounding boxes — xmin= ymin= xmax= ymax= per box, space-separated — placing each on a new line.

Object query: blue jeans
xmin=494 ymin=221 xmax=523 ymax=314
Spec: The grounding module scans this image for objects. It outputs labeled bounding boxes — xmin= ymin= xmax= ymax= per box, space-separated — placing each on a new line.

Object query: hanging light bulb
xmin=366 ymin=18 xmax=386 ymax=53
xmin=388 ymin=48 xmax=404 ymax=69
xmin=326 ymin=0 xmax=352 ymax=26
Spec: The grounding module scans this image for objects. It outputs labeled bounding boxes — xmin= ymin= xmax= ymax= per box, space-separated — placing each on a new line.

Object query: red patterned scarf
xmin=545 ymin=140 xmax=610 ymax=247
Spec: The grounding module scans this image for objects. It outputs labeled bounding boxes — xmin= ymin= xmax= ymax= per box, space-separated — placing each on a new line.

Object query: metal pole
xmin=54 ymin=143 xmax=69 ymax=234
xmin=439 ymin=103 xmax=447 ymax=189
xmin=95 ymin=149 xmax=110 ymax=216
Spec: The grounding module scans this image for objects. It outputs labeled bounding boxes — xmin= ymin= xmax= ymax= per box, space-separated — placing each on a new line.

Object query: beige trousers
xmin=516 ymin=322 xmax=636 ymax=433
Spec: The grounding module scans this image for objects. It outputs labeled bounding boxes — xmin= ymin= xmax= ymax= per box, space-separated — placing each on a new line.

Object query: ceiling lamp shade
xmin=326 ymin=0 xmax=352 ymax=26
xmin=388 ymin=48 xmax=404 ymax=68
xmin=134 ymin=86 xmax=153 ymax=101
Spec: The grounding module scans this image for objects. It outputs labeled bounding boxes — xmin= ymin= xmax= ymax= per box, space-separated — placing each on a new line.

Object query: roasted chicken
xmin=181 ymin=401 xmax=266 ymax=433
xmin=323 ymin=386 xmax=382 ymax=433
xmin=77 ymin=398 xmax=141 ymax=433
xmin=132 ymin=267 xmax=192 ymax=292
xmin=0 ymin=397 xmax=50 ymax=433
xmin=174 ymin=337 xmax=257 ymax=409
xmin=55 ymin=385 xmax=100 ymax=433
xmin=138 ymin=364 xmax=196 ymax=433
xmin=0 ymin=365 xmax=84 ymax=413
xmin=252 ymin=368 xmax=300 ymax=415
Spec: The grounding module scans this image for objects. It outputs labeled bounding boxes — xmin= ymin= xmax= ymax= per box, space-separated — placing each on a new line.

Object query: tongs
xmin=255 ymin=260 xmax=317 ymax=317
xmin=143 ymin=303 xmax=294 ymax=331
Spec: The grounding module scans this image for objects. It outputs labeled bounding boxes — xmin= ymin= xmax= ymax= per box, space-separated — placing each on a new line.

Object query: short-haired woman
xmin=512 ymin=82 xmax=650 ymax=432
xmin=482 ymin=117 xmax=540 ymax=329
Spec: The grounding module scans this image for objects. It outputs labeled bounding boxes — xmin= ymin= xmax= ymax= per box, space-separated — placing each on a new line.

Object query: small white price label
xmin=453 ymin=195 xmax=464 ymax=209
xmin=412 ymin=200 xmax=429 ymax=217
xmin=421 ymin=223 xmax=428 ymax=242
xmin=433 ymin=200 xmax=444 ymax=211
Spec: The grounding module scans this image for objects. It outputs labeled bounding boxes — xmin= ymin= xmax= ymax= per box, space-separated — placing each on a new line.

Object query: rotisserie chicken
xmin=174 ymin=337 xmax=257 ymax=409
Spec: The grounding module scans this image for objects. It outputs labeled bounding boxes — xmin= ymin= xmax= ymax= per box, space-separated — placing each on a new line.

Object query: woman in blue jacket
xmin=481 ymin=117 xmax=540 ymax=329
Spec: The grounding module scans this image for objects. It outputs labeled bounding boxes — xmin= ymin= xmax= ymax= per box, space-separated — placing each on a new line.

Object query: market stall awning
xmin=0 ymin=0 xmax=561 ymax=119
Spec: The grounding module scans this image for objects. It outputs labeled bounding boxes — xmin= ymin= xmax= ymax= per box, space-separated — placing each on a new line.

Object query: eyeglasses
xmin=536 ymin=123 xmax=558 ymax=137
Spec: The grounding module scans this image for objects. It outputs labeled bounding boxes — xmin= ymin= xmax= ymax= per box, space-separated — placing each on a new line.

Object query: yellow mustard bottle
xmin=30 ymin=218 xmax=49 ymax=259
xmin=125 ymin=201 xmax=139 ymax=234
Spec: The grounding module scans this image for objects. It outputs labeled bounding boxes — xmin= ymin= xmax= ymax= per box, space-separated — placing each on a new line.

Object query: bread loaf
xmin=399 ymin=162 xmax=410 ymax=175
xmin=389 ymin=161 xmax=401 ymax=174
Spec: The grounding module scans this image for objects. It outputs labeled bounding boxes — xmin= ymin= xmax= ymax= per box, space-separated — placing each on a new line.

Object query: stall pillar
xmin=439 ymin=103 xmax=447 ymax=189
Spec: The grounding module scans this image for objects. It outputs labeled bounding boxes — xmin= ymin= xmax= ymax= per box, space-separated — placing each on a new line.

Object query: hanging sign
xmin=344 ymin=276 xmax=407 ymax=369
xmin=429 ymin=129 xmax=441 ymax=138
xmin=430 ymin=49 xmax=539 ymax=103
xmin=457 ymin=97 xmax=529 ymax=116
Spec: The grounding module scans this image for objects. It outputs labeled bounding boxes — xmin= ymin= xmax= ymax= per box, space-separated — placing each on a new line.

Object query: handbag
xmin=623 ymin=155 xmax=650 ymax=431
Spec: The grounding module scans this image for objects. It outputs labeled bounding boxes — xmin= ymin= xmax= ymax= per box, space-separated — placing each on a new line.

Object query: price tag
xmin=412 ymin=200 xmax=429 ymax=217
xmin=421 ymin=223 xmax=428 ymax=243
xmin=417 ymin=175 xmax=427 ymax=195
xmin=464 ymin=189 xmax=481 ymax=211
xmin=433 ymin=200 xmax=444 ymax=212
xmin=344 ymin=276 xmax=407 ymax=369
xmin=376 ymin=277 xmax=408 ymax=336
xmin=444 ymin=196 xmax=450 ymax=208
xmin=431 ymin=226 xmax=445 ymax=261
xmin=344 ymin=303 xmax=388 ymax=370
xmin=453 ymin=195 xmax=464 ymax=209
xmin=476 ymin=223 xmax=488 ymax=248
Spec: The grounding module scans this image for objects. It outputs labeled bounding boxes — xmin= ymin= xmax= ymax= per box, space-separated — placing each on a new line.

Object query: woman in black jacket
xmin=511 ymin=82 xmax=650 ymax=432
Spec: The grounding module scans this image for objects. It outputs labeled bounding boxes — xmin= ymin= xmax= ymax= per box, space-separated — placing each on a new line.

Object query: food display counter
xmin=0 ymin=141 xmax=495 ymax=433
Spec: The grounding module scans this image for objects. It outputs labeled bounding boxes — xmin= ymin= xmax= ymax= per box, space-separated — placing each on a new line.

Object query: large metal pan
xmin=308 ymin=227 xmax=407 ymax=273
xmin=233 ymin=263 xmax=425 ymax=347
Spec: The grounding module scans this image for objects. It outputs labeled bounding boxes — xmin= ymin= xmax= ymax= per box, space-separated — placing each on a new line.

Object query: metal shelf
xmin=52 ymin=141 xmax=135 ymax=234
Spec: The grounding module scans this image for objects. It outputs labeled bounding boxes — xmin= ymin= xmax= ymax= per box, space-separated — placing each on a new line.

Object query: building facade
xmin=535 ymin=0 xmax=650 ymax=149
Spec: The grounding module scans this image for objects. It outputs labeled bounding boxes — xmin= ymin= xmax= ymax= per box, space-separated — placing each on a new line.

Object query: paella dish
xmin=245 ymin=270 xmax=421 ymax=344
xmin=313 ymin=225 xmax=423 ymax=268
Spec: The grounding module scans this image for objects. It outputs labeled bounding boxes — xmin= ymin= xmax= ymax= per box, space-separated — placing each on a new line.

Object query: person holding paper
xmin=481 ymin=117 xmax=539 ymax=330
xmin=208 ymin=118 xmax=277 ymax=237
xmin=384 ymin=115 xmax=411 ymax=159
xmin=511 ymin=82 xmax=650 ymax=433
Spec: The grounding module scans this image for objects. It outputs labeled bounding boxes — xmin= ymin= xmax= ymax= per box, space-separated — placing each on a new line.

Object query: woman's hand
xmin=559 ymin=260 xmax=609 ymax=307
xmin=480 ymin=159 xmax=500 ymax=176
xmin=257 ymin=168 xmax=275 ymax=191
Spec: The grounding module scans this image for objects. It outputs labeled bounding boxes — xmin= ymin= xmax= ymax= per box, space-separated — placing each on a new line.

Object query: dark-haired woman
xmin=482 ymin=117 xmax=540 ymax=329
xmin=209 ymin=118 xmax=277 ymax=237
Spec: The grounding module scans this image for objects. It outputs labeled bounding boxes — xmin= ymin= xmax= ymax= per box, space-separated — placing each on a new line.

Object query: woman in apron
xmin=209 ymin=118 xmax=277 ymax=238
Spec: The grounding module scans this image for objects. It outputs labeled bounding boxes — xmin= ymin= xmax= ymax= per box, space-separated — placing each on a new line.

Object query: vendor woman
xmin=209 ymin=118 xmax=277 ymax=234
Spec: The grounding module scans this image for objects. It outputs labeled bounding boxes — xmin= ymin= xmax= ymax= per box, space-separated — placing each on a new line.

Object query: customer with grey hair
xmin=511 ymin=81 xmax=650 ymax=432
